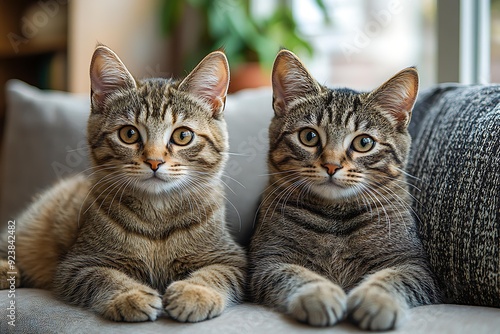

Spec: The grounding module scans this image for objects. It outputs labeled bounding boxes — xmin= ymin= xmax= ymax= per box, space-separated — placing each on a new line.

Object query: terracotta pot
xmin=229 ymin=62 xmax=271 ymax=93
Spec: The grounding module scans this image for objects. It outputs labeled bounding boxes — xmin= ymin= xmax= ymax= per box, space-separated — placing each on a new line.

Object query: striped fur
xmin=0 ymin=45 xmax=246 ymax=323
xmin=249 ymin=50 xmax=441 ymax=330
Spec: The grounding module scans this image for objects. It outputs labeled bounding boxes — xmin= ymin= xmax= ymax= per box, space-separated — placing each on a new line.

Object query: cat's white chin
xmin=312 ymin=184 xmax=360 ymax=201
xmin=134 ymin=177 xmax=182 ymax=195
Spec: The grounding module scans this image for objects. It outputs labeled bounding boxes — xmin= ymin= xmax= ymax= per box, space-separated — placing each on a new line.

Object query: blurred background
xmin=0 ymin=0 xmax=497 ymax=138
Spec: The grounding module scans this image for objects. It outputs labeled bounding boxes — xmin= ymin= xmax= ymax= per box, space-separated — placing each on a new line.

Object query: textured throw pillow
xmin=0 ymin=80 xmax=273 ymax=245
xmin=408 ymin=83 xmax=500 ymax=307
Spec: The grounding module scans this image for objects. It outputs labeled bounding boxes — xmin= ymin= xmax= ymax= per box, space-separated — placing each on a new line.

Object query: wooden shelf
xmin=0 ymin=35 xmax=66 ymax=58
xmin=0 ymin=0 xmax=69 ymax=152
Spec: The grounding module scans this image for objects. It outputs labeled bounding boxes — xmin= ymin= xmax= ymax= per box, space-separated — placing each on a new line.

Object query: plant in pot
xmin=161 ymin=0 xmax=330 ymax=92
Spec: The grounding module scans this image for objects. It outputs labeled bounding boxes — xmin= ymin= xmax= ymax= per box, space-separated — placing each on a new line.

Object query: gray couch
xmin=0 ymin=80 xmax=499 ymax=333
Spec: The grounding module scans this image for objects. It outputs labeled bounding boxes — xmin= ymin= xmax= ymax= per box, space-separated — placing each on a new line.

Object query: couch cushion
xmin=1 ymin=289 xmax=500 ymax=333
xmin=408 ymin=83 xmax=500 ymax=307
xmin=0 ymin=80 xmax=90 ymax=226
xmin=0 ymin=80 xmax=273 ymax=245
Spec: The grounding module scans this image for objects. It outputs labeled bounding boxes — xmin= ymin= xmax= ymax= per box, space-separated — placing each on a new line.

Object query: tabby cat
xmin=249 ymin=50 xmax=441 ymax=331
xmin=0 ymin=45 xmax=246 ymax=323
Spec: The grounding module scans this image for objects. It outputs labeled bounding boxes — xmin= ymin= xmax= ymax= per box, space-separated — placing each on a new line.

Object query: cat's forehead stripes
xmin=136 ymin=79 xmax=177 ymax=123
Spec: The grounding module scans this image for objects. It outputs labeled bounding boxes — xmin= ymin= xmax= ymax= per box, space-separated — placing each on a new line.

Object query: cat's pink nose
xmin=322 ymin=163 xmax=342 ymax=176
xmin=145 ymin=159 xmax=165 ymax=172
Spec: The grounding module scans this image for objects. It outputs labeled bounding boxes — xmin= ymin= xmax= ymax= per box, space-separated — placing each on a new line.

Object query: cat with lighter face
xmin=0 ymin=45 xmax=246 ymax=322
xmin=249 ymin=50 xmax=441 ymax=330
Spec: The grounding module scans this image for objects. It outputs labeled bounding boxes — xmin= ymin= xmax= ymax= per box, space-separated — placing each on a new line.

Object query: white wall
xmin=68 ymin=0 xmax=169 ymax=93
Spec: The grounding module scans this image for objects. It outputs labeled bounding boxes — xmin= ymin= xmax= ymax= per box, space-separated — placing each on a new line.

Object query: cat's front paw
xmin=102 ymin=286 xmax=162 ymax=322
xmin=163 ymin=281 xmax=225 ymax=322
xmin=287 ymin=281 xmax=346 ymax=326
xmin=0 ymin=260 xmax=21 ymax=289
xmin=347 ymin=285 xmax=407 ymax=331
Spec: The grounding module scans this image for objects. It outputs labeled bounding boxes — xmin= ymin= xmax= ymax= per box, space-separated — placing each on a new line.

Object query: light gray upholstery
xmin=1 ymin=289 xmax=500 ymax=334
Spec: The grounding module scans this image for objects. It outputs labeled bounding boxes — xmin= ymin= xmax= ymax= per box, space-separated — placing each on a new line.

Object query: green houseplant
xmin=161 ymin=0 xmax=329 ymax=91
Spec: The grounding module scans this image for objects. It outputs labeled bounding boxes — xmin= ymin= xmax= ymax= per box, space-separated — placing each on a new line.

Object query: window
xmin=292 ymin=0 xmax=437 ymax=89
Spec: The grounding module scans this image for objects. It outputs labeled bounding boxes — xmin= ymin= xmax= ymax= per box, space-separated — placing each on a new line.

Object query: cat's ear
xmin=178 ymin=51 xmax=229 ymax=117
xmin=367 ymin=67 xmax=419 ymax=129
xmin=272 ymin=49 xmax=322 ymax=116
xmin=90 ymin=45 xmax=136 ymax=111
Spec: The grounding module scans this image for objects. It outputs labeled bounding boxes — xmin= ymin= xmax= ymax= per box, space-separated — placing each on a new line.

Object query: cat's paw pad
xmin=0 ymin=260 xmax=21 ymax=290
xmin=103 ymin=287 xmax=162 ymax=322
xmin=163 ymin=281 xmax=225 ymax=322
xmin=287 ymin=281 xmax=347 ymax=326
xmin=347 ymin=285 xmax=407 ymax=331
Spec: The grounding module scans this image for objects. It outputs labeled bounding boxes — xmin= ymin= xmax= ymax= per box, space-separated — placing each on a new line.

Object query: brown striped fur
xmin=249 ymin=50 xmax=441 ymax=330
xmin=0 ymin=45 xmax=246 ymax=323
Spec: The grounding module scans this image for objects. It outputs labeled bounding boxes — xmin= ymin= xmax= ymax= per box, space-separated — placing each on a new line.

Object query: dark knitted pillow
xmin=408 ymin=83 xmax=500 ymax=307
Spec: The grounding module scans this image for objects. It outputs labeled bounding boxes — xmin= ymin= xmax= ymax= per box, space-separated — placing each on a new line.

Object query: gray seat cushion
xmin=1 ymin=289 xmax=500 ymax=333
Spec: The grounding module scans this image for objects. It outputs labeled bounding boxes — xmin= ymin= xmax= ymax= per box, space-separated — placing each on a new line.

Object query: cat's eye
xmin=171 ymin=127 xmax=194 ymax=146
xmin=119 ymin=126 xmax=140 ymax=144
xmin=299 ymin=128 xmax=320 ymax=147
xmin=351 ymin=135 xmax=375 ymax=152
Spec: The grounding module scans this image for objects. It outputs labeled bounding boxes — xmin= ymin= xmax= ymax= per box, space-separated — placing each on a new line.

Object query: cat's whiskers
xmin=190 ymin=179 xmax=242 ymax=231
xmin=258 ymin=169 xmax=304 ymax=177
xmin=363 ymin=182 xmax=412 ymax=236
xmin=179 ymin=176 xmax=226 ymax=223
xmin=266 ymin=176 xmax=308 ymax=225
xmin=351 ymin=183 xmax=374 ymax=221
xmin=376 ymin=174 xmax=421 ymax=192
xmin=252 ymin=171 xmax=303 ymax=226
xmin=395 ymin=167 xmax=421 ymax=181
xmin=222 ymin=152 xmax=260 ymax=157
xmin=77 ymin=164 xmax=118 ymax=179
xmin=107 ymin=176 xmax=135 ymax=216
xmin=173 ymin=179 xmax=203 ymax=220
xmin=65 ymin=145 xmax=89 ymax=153
xmin=254 ymin=173 xmax=303 ymax=228
xmin=185 ymin=178 xmax=239 ymax=231
xmin=371 ymin=176 xmax=423 ymax=209
xmin=356 ymin=183 xmax=381 ymax=225
xmin=77 ymin=169 xmax=124 ymax=226
xmin=278 ymin=178 xmax=309 ymax=216
xmin=220 ymin=173 xmax=246 ymax=190
xmin=370 ymin=181 xmax=422 ymax=228
xmin=117 ymin=177 xmax=137 ymax=217
xmin=180 ymin=181 xmax=205 ymax=221
xmin=296 ymin=178 xmax=315 ymax=208
xmin=358 ymin=184 xmax=392 ymax=235
xmin=256 ymin=175 xmax=303 ymax=233
xmin=261 ymin=172 xmax=303 ymax=195
xmin=89 ymin=172 xmax=131 ymax=216
xmin=190 ymin=170 xmax=243 ymax=195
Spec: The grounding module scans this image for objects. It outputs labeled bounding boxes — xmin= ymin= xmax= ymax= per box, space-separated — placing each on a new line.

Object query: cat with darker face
xmin=249 ymin=50 xmax=441 ymax=330
xmin=0 ymin=45 xmax=246 ymax=323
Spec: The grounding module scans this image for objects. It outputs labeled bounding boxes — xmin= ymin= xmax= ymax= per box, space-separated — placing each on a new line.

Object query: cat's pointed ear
xmin=367 ymin=67 xmax=419 ymax=129
xmin=272 ymin=49 xmax=322 ymax=116
xmin=90 ymin=45 xmax=136 ymax=111
xmin=178 ymin=51 xmax=229 ymax=117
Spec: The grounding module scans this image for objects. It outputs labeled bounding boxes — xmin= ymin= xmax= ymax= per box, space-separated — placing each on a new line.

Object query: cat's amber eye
xmin=171 ymin=127 xmax=194 ymax=146
xmin=351 ymin=135 xmax=375 ymax=153
xmin=119 ymin=126 xmax=140 ymax=144
xmin=299 ymin=128 xmax=320 ymax=147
